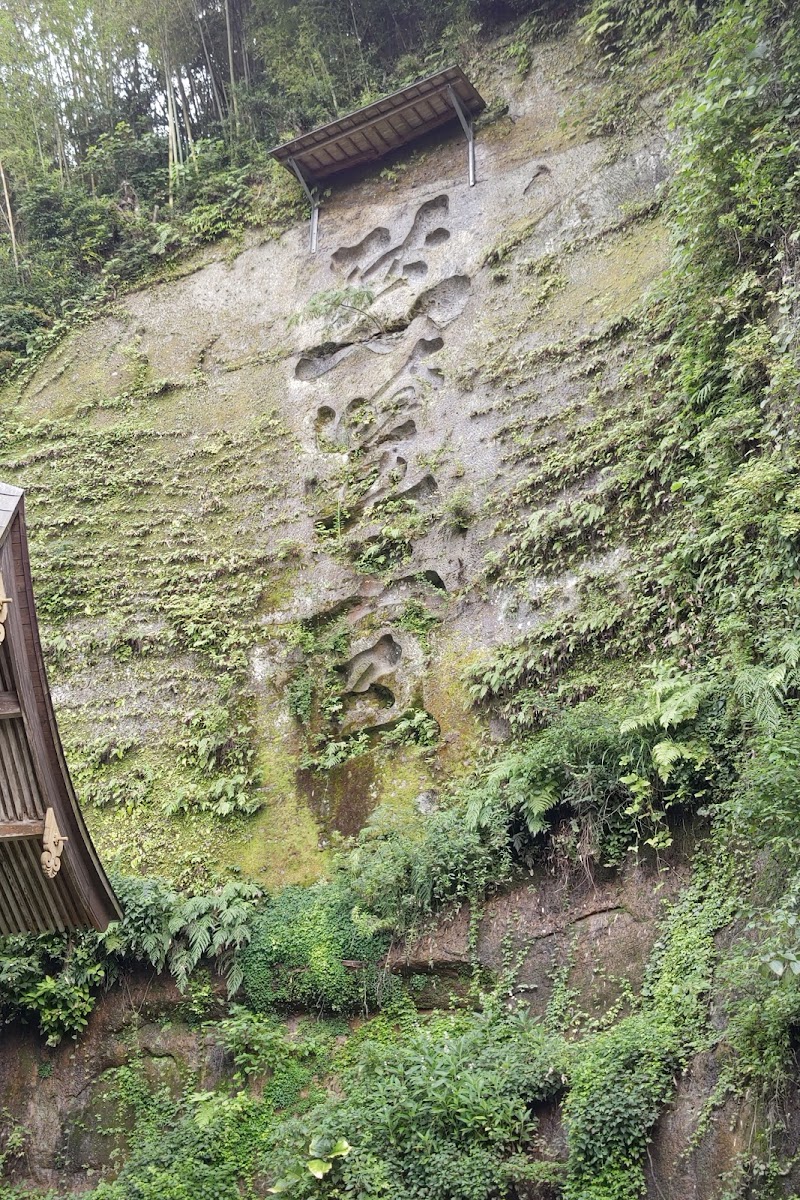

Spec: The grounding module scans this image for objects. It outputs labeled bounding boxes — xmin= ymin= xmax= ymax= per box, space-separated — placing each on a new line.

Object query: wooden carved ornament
xmin=41 ymin=807 xmax=67 ymax=878
xmin=0 ymin=571 xmax=12 ymax=645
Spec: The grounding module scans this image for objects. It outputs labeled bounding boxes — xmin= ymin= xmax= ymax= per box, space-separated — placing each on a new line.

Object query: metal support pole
xmin=309 ymin=203 xmax=319 ymax=254
xmin=288 ymin=156 xmax=320 ymax=253
xmin=447 ymin=85 xmax=476 ymax=187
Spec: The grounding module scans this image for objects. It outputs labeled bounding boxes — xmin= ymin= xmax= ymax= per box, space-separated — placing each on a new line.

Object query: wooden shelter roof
xmin=0 ymin=484 xmax=120 ymax=935
xmin=269 ymin=65 xmax=486 ymax=184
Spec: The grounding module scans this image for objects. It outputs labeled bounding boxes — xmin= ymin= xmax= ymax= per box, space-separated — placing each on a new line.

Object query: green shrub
xmin=727 ymin=715 xmax=800 ymax=865
xmin=265 ymin=1005 xmax=568 ymax=1199
xmin=563 ymin=1014 xmax=676 ymax=1200
xmin=345 ymin=802 xmax=512 ymax=937
xmin=241 ymin=882 xmax=388 ymax=1013
xmin=0 ymin=876 xmax=261 ymax=1042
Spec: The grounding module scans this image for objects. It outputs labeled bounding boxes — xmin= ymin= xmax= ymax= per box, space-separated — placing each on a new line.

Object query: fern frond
xmin=520 ymin=783 xmax=559 ymax=836
xmin=650 ymin=738 xmax=708 ymax=784
xmin=733 ymin=663 xmax=786 ymax=733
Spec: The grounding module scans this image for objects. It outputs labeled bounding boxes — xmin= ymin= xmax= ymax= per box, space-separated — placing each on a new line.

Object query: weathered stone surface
xmin=646 ymin=1055 xmax=800 ymax=1200
xmin=0 ymin=971 xmax=229 ymax=1193
xmin=645 ymin=1052 xmax=755 ymax=1200
xmin=1 ymin=835 xmax=792 ymax=1199
xmin=0 ymin=21 xmax=758 ymax=1200
xmin=387 ymin=836 xmax=692 ymax=1023
xmin=8 ymin=20 xmax=674 ymax=881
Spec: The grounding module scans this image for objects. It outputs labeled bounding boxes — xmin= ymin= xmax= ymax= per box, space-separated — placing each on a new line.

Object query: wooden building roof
xmin=0 ymin=484 xmax=120 ymax=935
xmin=269 ymin=65 xmax=486 ymax=184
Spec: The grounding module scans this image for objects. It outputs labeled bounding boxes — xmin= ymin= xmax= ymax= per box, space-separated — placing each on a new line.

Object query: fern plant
xmin=290 ymin=286 xmax=383 ymax=335
xmin=0 ymin=874 xmax=264 ymax=1044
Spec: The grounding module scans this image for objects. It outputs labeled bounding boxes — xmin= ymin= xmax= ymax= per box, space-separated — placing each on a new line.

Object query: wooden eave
xmin=0 ymin=484 xmax=121 ymax=935
xmin=269 ymin=65 xmax=486 ymax=184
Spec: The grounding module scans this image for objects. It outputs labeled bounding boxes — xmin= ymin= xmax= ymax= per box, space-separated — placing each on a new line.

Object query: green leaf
xmin=268 ymin=1171 xmax=302 ymax=1194
xmin=650 ymin=738 xmax=708 ymax=783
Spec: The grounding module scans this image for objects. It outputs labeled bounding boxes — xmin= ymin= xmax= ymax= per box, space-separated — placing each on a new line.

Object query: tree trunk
xmin=176 ymin=73 xmax=197 ymax=166
xmin=163 ymin=56 xmax=177 ymax=207
xmin=0 ymin=159 xmax=20 ymax=281
xmin=194 ymin=3 xmax=226 ymax=128
xmin=224 ymin=0 xmax=240 ymax=137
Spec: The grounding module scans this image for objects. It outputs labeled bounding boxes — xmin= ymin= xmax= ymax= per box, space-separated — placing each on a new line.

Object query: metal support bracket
xmin=288 ymin=156 xmax=320 ymax=253
xmin=447 ymin=85 xmax=476 ymax=187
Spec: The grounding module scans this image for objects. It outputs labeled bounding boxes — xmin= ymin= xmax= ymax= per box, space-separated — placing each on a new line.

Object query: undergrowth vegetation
xmin=0 ymin=876 xmax=261 ymax=1045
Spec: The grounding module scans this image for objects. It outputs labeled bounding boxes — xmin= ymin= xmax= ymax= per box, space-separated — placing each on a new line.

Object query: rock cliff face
xmin=0 ymin=28 xmax=669 ymax=883
xmin=0 ymin=974 xmax=228 ymax=1192
xmin=0 ymin=852 xmax=691 ymax=1191
xmin=1 ymin=19 xmax=745 ymax=1198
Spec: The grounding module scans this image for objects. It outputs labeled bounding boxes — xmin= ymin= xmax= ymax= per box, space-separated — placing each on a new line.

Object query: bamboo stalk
xmin=224 ymin=0 xmax=240 ymax=136
xmin=176 ymin=72 xmax=197 ymax=167
xmin=194 ymin=3 xmax=226 ymax=128
xmin=0 ymin=158 xmax=20 ymax=280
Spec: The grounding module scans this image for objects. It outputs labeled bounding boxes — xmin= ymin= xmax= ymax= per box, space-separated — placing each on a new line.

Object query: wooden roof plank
xmin=0 ymin=820 xmax=45 ymax=837
xmin=294 ymin=106 xmax=470 ymax=181
xmin=272 ymin=65 xmax=485 ymax=183
xmin=0 ymin=690 xmax=22 ymax=719
xmin=0 ymin=735 xmax=19 ymax=822
xmin=0 ymin=845 xmax=28 ymax=931
xmin=1 ymin=726 xmax=29 ymax=821
xmin=4 ymin=841 xmax=39 ymax=930
xmin=0 ymin=491 xmax=120 ymax=936
xmin=20 ymin=836 xmax=64 ymax=932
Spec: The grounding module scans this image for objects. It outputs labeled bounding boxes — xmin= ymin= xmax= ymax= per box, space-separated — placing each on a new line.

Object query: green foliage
xmin=463 ymin=702 xmax=638 ymax=862
xmin=580 ymin=0 xmax=710 ymax=67
xmin=106 ymin=876 xmax=262 ymax=994
xmin=564 ymin=853 xmax=738 ymax=1199
xmin=292 ymin=287 xmax=382 ymax=336
xmin=269 ymin=1136 xmax=353 ymax=1194
xmin=344 ymin=802 xmax=512 ymax=937
xmin=264 ymin=1004 xmax=568 ymax=1200
xmin=564 ymin=1014 xmax=676 ymax=1200
xmin=305 ymin=730 xmax=372 ymax=772
xmin=469 ymin=0 xmax=800 ymax=809
xmin=216 ymin=1006 xmax=291 ymax=1082
xmin=726 ymin=713 xmax=800 ymax=865
xmin=282 ymin=617 xmax=356 ymax=768
xmin=19 ymin=853 xmax=735 ymax=1200
xmin=395 ymin=599 xmax=441 ymax=647
xmin=351 ymin=500 xmax=428 ymax=575
xmin=170 ymin=701 xmax=261 ymax=817
xmin=459 ymin=684 xmax=716 ymax=869
xmin=0 ymin=1109 xmax=28 ymax=1174
xmin=241 ymin=881 xmax=388 ymax=1013
xmin=441 ymin=487 xmax=476 ymax=533
xmin=86 ymin=1066 xmax=263 ymax=1200
xmin=0 ymin=409 xmax=288 ymax=830
xmin=73 ymin=1017 xmax=341 ymax=1200
xmin=216 ymin=1006 xmax=339 ymax=1111
xmin=0 ymin=876 xmax=261 ymax=1042
xmin=384 ymin=707 xmax=440 ymax=747
xmin=721 ymin=917 xmax=800 ymax=1093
